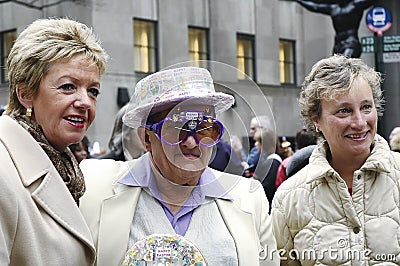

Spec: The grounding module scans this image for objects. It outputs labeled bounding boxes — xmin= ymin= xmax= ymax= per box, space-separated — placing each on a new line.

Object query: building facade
xmin=0 ymin=0 xmax=398 ymax=152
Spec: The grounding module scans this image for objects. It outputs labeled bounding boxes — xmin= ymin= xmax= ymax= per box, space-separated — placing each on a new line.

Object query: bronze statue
xmin=295 ymin=0 xmax=377 ymax=58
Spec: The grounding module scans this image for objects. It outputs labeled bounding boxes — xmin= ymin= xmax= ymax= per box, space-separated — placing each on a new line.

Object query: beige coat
xmin=272 ymin=135 xmax=400 ymax=265
xmin=79 ymin=156 xmax=280 ymax=266
xmin=0 ymin=115 xmax=95 ymax=265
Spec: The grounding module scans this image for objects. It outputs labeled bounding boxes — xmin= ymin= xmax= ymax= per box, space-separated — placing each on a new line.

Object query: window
xmin=237 ymin=34 xmax=255 ymax=80
xmin=188 ymin=27 xmax=209 ymax=68
xmin=1 ymin=30 xmax=16 ymax=83
xmin=133 ymin=19 xmax=157 ymax=73
xmin=279 ymin=39 xmax=296 ymax=85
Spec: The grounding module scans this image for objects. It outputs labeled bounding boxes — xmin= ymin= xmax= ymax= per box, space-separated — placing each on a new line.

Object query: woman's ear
xmin=310 ymin=114 xmax=319 ymax=129
xmin=16 ymin=83 xmax=33 ymax=108
xmin=312 ymin=119 xmax=321 ymax=133
xmin=137 ymin=127 xmax=151 ymax=152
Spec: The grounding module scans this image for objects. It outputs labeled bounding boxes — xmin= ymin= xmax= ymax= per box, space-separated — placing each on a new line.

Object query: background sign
xmin=361 ymin=35 xmax=400 ymax=53
xmin=383 ymin=35 xmax=400 ymax=52
xmin=366 ymin=6 xmax=392 ymax=36
xmin=361 ymin=36 xmax=376 ymax=53
xmin=383 ymin=52 xmax=400 ymax=63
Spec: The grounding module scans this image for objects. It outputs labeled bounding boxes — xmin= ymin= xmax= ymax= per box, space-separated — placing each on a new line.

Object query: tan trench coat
xmin=0 ymin=115 xmax=95 ymax=265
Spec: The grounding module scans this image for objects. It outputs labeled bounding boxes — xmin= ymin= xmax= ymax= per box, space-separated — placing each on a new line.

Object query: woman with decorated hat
xmin=80 ymin=67 xmax=279 ymax=265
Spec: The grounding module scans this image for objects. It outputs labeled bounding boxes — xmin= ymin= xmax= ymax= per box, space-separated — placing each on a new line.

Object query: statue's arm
xmin=295 ymin=0 xmax=332 ymax=15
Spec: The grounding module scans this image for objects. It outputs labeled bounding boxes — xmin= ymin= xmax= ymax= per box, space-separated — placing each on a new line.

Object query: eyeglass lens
xmin=160 ymin=119 xmax=221 ymax=145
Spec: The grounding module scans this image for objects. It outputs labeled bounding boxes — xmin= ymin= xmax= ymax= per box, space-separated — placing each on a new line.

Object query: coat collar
xmin=306 ymin=134 xmax=391 ymax=184
xmin=0 ymin=116 xmax=52 ymax=186
xmin=0 ymin=115 xmax=95 ymax=260
xmin=118 ymin=153 xmax=233 ymax=201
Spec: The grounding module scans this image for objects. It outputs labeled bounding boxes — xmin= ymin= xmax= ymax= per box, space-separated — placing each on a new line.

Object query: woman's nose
xmin=74 ymin=90 xmax=93 ymax=109
xmin=351 ymin=111 xmax=367 ymax=128
xmin=181 ymin=134 xmax=199 ymax=148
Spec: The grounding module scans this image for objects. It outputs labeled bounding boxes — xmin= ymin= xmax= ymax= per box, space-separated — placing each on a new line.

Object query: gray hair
xmin=299 ymin=54 xmax=384 ymax=134
xmin=7 ymin=17 xmax=108 ymax=115
xmin=252 ymin=115 xmax=274 ymax=130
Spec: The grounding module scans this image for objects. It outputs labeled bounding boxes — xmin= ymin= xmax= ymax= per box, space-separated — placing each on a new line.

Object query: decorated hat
xmin=123 ymin=67 xmax=235 ymax=128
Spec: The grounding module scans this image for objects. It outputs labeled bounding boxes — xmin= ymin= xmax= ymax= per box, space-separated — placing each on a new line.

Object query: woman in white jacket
xmin=271 ymin=54 xmax=400 ymax=265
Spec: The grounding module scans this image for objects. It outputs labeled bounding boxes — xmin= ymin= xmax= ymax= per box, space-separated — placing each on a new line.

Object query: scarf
xmin=10 ymin=114 xmax=85 ymax=206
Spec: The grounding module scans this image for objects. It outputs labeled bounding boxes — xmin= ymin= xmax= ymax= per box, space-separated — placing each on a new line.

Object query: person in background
xmin=390 ymin=134 xmax=400 ymax=152
xmin=0 ymin=105 xmax=6 ymax=116
xmin=389 ymin=126 xmax=400 ymax=143
xmin=251 ymin=127 xmax=282 ymax=213
xmin=98 ymin=104 xmax=145 ymax=161
xmin=69 ymin=135 xmax=91 ymax=163
xmin=209 ymin=139 xmax=245 ymax=176
xmin=79 ymin=67 xmax=279 ymax=265
xmin=231 ymin=135 xmax=250 ymax=169
xmin=246 ymin=116 xmax=262 ymax=168
xmin=0 ymin=18 xmax=108 ymax=265
xmin=279 ymin=136 xmax=293 ymax=160
xmin=285 ymin=144 xmax=317 ymax=179
xmin=246 ymin=115 xmax=274 ymax=175
xmin=272 ymin=54 xmax=400 ymax=264
xmin=275 ymin=129 xmax=317 ymax=189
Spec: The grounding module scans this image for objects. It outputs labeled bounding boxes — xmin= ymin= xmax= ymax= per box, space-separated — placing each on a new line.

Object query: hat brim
xmin=123 ymin=93 xmax=234 ymax=128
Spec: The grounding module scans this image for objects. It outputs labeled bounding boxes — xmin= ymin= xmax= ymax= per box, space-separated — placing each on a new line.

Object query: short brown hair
xmin=299 ymin=54 xmax=383 ymax=135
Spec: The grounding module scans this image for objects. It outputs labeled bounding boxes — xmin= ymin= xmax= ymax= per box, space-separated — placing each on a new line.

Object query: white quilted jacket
xmin=271 ymin=135 xmax=400 ymax=265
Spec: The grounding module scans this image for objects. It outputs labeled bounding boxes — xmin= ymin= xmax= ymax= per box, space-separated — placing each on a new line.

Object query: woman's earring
xmin=315 ymin=126 xmax=320 ymax=133
xmin=26 ymin=107 xmax=32 ymax=117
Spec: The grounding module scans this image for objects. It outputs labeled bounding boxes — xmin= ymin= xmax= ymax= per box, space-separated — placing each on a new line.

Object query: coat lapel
xmin=30 ymin=168 xmax=96 ymax=252
xmin=0 ymin=116 xmax=95 ymax=260
xmin=213 ymin=170 xmax=262 ymax=265
xmin=216 ymin=198 xmax=259 ymax=266
xmin=97 ymin=183 xmax=141 ymax=266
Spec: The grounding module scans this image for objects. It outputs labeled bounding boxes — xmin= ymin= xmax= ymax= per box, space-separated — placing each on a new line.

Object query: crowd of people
xmin=2 ymin=17 xmax=400 ymax=266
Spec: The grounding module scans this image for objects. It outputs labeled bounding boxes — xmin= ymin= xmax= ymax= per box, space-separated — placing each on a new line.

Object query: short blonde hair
xmin=7 ymin=18 xmax=108 ymax=115
xmin=254 ymin=128 xmax=276 ymax=155
xmin=299 ymin=54 xmax=384 ymax=134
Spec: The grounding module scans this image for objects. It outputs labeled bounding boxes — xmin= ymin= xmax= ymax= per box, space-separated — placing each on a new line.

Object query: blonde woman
xmin=0 ymin=18 xmax=107 ymax=265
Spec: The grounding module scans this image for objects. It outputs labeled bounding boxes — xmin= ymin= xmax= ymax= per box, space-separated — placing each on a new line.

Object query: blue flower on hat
xmin=177 ymin=82 xmax=186 ymax=91
xmin=151 ymin=84 xmax=160 ymax=95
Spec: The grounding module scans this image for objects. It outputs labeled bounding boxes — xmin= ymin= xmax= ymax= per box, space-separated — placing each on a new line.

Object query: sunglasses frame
xmin=145 ymin=114 xmax=224 ymax=147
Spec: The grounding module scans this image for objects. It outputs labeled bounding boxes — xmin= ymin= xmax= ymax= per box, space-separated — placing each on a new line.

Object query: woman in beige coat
xmin=0 ymin=18 xmax=108 ymax=265
xmin=272 ymin=54 xmax=400 ymax=265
